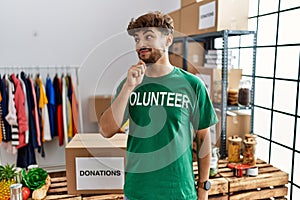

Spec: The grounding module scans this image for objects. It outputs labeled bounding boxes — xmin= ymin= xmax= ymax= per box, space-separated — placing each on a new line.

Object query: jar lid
xmin=245 ymin=133 xmax=257 ymax=139
xmin=228 ymin=135 xmax=242 ymax=142
xmin=244 ymin=138 xmax=257 ymax=144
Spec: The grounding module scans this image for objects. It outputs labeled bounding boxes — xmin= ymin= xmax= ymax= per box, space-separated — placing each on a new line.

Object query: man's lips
xmin=138 ymin=48 xmax=152 ymax=55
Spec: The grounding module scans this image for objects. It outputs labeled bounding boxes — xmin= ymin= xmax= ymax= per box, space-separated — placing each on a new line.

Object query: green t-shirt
xmin=115 ymin=67 xmax=218 ymax=200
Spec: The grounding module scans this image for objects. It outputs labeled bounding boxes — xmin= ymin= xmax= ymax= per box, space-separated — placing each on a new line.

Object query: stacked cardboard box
xmin=168 ymin=9 xmax=184 ymax=38
xmin=179 ymin=0 xmax=249 ymax=36
xmin=204 ymin=49 xmax=234 ymax=68
xmin=181 ymin=0 xmax=203 ymax=8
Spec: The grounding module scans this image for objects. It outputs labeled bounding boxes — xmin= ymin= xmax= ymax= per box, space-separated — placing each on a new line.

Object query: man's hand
xmin=197 ymin=188 xmax=208 ymax=200
xmin=125 ymin=60 xmax=146 ymax=90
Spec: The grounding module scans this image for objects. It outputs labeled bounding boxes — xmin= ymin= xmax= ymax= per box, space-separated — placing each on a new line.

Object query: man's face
xmin=133 ymin=28 xmax=168 ymax=64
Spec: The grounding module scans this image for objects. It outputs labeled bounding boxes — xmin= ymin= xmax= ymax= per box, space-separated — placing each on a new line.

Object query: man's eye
xmin=135 ymin=38 xmax=140 ymax=43
xmin=145 ymin=35 xmax=153 ymax=40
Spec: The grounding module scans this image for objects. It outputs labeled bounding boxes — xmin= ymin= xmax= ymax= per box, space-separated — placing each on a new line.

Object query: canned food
xmin=14 ymin=167 xmax=23 ymax=183
xmin=10 ymin=183 xmax=23 ymax=200
xmin=243 ymin=137 xmax=257 ymax=166
xmin=228 ymin=135 xmax=242 ymax=163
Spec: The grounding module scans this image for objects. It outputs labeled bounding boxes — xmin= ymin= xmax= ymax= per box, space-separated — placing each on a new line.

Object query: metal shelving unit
xmin=172 ymin=30 xmax=257 ymax=158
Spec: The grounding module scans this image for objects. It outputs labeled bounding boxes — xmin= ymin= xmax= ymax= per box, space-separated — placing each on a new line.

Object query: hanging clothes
xmin=67 ymin=100 xmax=73 ymax=138
xmin=0 ymin=68 xmax=80 ymax=169
xmin=19 ymin=74 xmax=30 ymax=144
xmin=34 ymin=78 xmax=45 ymax=158
xmin=53 ymin=74 xmax=64 ymax=146
xmin=28 ymin=77 xmax=41 ymax=147
xmin=5 ymin=74 xmax=20 ymax=147
xmin=17 ymin=72 xmax=37 ymax=169
xmin=10 ymin=73 xmax=28 ymax=149
xmin=62 ymin=75 xmax=68 ymax=144
xmin=1 ymin=75 xmax=12 ymax=142
xmin=20 ymin=73 xmax=38 ymax=149
xmin=0 ymin=76 xmax=6 ymax=143
xmin=45 ymin=76 xmax=56 ymax=139
xmin=0 ymin=92 xmax=2 ymax=143
xmin=0 ymin=68 xmax=80 ymax=168
xmin=68 ymin=75 xmax=79 ymax=135
xmin=65 ymin=76 xmax=73 ymax=138
xmin=35 ymin=75 xmax=51 ymax=142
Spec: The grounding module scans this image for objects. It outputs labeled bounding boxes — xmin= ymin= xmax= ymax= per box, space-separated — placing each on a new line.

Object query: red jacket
xmin=56 ymin=77 xmax=64 ymax=146
xmin=11 ymin=74 xmax=28 ymax=148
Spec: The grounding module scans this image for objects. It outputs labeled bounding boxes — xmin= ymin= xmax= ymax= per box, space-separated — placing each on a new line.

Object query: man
xmin=99 ymin=11 xmax=218 ymax=200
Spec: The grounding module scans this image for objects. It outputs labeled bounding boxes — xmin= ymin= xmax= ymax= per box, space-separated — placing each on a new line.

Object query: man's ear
xmin=166 ymin=34 xmax=173 ymax=47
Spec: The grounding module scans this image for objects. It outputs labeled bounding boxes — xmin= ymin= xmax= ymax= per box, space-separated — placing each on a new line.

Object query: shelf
xmin=173 ymin=30 xmax=256 ymax=42
xmin=170 ymin=30 xmax=257 ymax=159
xmin=213 ymin=103 xmax=252 ymax=111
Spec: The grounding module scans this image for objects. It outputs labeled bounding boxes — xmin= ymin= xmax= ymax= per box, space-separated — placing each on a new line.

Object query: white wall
xmin=0 ymin=0 xmax=180 ymax=170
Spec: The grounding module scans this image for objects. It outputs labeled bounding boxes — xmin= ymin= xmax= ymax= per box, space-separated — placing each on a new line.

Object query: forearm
xmin=198 ymin=151 xmax=211 ymax=183
xmin=99 ymin=84 xmax=133 ymax=138
xmin=196 ymin=128 xmax=211 ymax=182
xmin=196 ymin=128 xmax=211 ymax=200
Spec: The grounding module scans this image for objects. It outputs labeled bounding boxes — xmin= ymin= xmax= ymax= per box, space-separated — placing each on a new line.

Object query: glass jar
xmin=238 ymin=79 xmax=251 ymax=106
xmin=243 ymin=137 xmax=257 ymax=166
xmin=228 ymin=135 xmax=242 ymax=163
xmin=210 ymin=146 xmax=219 ymax=177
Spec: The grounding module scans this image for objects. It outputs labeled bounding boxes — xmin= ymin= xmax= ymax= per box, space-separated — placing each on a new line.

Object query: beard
xmin=137 ymin=48 xmax=163 ymax=65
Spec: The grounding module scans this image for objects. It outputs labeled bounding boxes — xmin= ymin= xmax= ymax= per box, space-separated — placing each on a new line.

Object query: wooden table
xmin=45 ymin=158 xmax=288 ymax=200
xmin=196 ymin=159 xmax=288 ymax=200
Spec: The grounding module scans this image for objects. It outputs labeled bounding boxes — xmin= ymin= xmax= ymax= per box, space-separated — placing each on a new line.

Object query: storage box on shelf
xmin=181 ymin=0 xmax=200 ymax=8
xmin=168 ymin=9 xmax=182 ymax=38
xmin=180 ymin=0 xmax=249 ymax=36
xmin=88 ymin=95 xmax=113 ymax=122
xmin=169 ymin=40 xmax=205 ymax=74
xmin=65 ymin=133 xmax=127 ymax=195
xmin=204 ymin=49 xmax=235 ymax=69
xmin=195 ymin=68 xmax=242 ymax=103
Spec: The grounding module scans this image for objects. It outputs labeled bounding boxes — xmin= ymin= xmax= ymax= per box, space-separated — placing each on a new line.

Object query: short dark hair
xmin=127 ymin=11 xmax=174 ymax=36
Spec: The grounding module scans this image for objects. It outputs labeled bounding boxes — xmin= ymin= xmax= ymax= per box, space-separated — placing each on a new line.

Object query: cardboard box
xmin=169 ymin=41 xmax=205 ymax=73
xmin=168 ymin=9 xmax=182 ymax=38
xmin=89 ymin=95 xmax=113 ymax=122
xmin=181 ymin=0 xmax=249 ymax=36
xmin=181 ymin=0 xmax=204 ymax=8
xmin=169 ymin=41 xmax=184 ymax=56
xmin=170 ymin=54 xmax=184 ymax=69
xmin=215 ymin=110 xmax=251 ymax=148
xmin=65 ymin=133 xmax=127 ymax=195
xmin=187 ymin=42 xmax=205 ymax=73
xmin=195 ymin=68 xmax=242 ymax=103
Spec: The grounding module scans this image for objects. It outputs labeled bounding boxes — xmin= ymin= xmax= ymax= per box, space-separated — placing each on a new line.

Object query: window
xmin=249 ymin=1 xmax=300 ymax=199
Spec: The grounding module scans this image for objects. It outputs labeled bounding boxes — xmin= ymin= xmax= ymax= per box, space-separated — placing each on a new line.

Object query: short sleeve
xmin=191 ymin=80 xmax=219 ymax=130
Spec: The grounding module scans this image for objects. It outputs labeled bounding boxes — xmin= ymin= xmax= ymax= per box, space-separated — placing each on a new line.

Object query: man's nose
xmin=137 ymin=39 xmax=147 ymax=49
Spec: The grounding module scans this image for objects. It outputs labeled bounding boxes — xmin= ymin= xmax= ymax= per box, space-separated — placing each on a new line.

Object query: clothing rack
xmin=0 ymin=65 xmax=83 ymax=133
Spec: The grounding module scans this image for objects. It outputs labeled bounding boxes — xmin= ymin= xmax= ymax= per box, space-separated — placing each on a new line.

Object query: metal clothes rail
xmin=0 ymin=65 xmax=83 ymax=133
